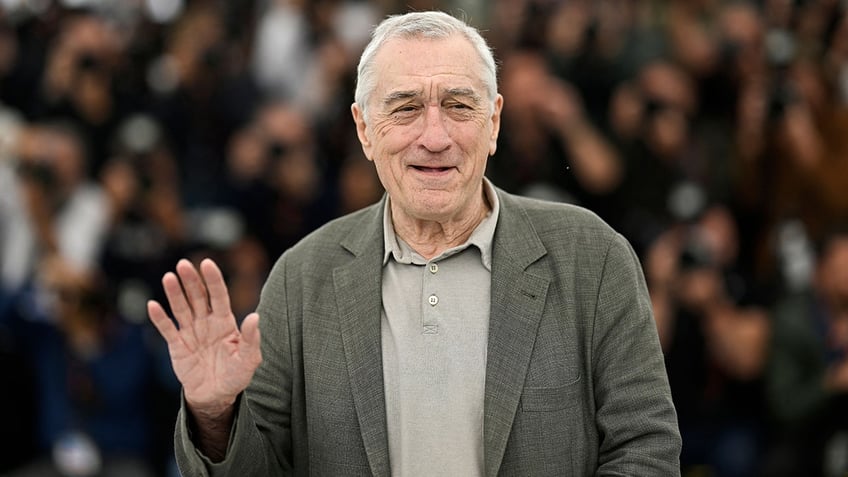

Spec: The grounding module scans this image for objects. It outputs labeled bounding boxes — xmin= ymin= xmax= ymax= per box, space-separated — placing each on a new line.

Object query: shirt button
xmin=429 ymin=263 xmax=439 ymax=274
xmin=428 ymin=294 xmax=439 ymax=306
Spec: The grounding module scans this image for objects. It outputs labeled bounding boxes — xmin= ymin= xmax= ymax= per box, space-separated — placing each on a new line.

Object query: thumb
xmin=241 ymin=312 xmax=262 ymax=366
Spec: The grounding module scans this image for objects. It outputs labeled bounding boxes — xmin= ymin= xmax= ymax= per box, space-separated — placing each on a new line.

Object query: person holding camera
xmin=0 ymin=120 xmax=109 ymax=301
xmin=766 ymin=228 xmax=848 ymax=476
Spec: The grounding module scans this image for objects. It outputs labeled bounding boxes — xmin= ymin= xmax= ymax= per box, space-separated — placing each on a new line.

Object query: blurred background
xmin=0 ymin=0 xmax=847 ymax=476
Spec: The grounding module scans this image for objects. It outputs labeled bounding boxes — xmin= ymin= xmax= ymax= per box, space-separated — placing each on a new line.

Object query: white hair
xmin=354 ymin=11 xmax=498 ymax=120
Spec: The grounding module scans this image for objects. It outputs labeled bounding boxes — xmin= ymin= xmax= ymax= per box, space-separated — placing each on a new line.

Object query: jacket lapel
xmin=333 ymin=200 xmax=391 ymax=477
xmin=484 ymin=190 xmax=550 ymax=477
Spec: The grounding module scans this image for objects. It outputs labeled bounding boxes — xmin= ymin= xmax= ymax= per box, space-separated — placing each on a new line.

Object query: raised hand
xmin=147 ymin=258 xmax=262 ymax=416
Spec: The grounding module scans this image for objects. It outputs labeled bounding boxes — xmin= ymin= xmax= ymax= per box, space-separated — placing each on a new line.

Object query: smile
xmin=411 ymin=166 xmax=454 ymax=173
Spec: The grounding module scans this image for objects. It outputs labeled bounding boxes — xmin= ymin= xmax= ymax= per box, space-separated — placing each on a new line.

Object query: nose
xmin=418 ymin=105 xmax=451 ymax=152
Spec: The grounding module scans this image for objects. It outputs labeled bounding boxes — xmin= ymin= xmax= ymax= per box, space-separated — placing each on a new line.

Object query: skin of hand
xmin=147 ymin=258 xmax=262 ymax=416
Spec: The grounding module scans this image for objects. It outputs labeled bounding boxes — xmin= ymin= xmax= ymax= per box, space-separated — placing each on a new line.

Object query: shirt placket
xmin=422 ymin=259 xmax=441 ymax=335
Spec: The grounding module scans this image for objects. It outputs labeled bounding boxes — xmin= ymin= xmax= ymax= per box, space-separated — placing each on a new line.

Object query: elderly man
xmin=148 ymin=11 xmax=681 ymax=476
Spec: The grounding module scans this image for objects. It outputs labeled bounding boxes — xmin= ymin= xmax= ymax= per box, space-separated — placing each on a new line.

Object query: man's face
xmin=352 ymin=35 xmax=502 ymax=223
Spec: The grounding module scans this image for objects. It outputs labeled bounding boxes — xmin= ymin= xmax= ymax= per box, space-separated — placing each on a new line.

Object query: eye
xmin=392 ymin=104 xmax=419 ymax=114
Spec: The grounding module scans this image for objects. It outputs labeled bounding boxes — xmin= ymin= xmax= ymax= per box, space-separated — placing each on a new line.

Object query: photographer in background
xmin=488 ymin=49 xmax=623 ymax=207
xmin=646 ymin=204 xmax=770 ymax=477
xmin=606 ymin=58 xmax=700 ymax=252
xmin=99 ymin=114 xmax=188 ymax=325
xmin=2 ymin=257 xmax=168 ymax=477
xmin=0 ymin=119 xmax=109 ymax=300
xmin=766 ymin=228 xmax=848 ymax=476
xmin=34 ymin=9 xmax=130 ymax=177
xmin=152 ymin=2 xmax=261 ymax=208
xmin=0 ymin=114 xmax=165 ymax=476
xmin=224 ymin=100 xmax=334 ymax=260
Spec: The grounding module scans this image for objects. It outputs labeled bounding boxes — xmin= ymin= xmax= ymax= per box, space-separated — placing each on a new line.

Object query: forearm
xmin=175 ymin=387 xmax=293 ymax=477
xmin=558 ymin=121 xmax=622 ymax=194
xmin=186 ymin=401 xmax=236 ymax=463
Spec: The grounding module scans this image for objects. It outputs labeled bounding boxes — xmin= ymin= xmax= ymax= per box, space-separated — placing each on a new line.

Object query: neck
xmin=391 ymin=191 xmax=490 ymax=260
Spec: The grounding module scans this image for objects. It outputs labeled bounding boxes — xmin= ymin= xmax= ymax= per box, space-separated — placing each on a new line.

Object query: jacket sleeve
xmin=174 ymin=254 xmax=295 ymax=476
xmin=592 ymin=233 xmax=682 ymax=476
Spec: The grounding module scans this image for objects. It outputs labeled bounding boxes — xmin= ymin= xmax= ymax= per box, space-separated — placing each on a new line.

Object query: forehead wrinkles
xmin=375 ymin=38 xmax=485 ymax=89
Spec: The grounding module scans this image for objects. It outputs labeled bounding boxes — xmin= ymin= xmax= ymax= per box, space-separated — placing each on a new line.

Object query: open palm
xmin=148 ymin=258 xmax=262 ymax=412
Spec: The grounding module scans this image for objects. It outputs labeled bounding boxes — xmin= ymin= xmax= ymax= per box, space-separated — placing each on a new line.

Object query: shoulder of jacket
xmin=500 ymin=191 xmax=617 ymax=240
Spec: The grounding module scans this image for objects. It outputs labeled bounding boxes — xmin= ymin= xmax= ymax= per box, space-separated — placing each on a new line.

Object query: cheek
xmin=385 ymin=127 xmax=423 ymax=155
xmin=372 ymin=116 xmax=421 ymax=150
xmin=461 ymin=125 xmax=496 ymax=161
xmin=371 ymin=157 xmax=401 ymax=189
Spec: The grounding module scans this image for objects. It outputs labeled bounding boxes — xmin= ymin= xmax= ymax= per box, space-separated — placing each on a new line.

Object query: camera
xmin=76 ymin=52 xmax=103 ymax=73
xmin=200 ymin=45 xmax=224 ymax=71
xmin=718 ymin=39 xmax=743 ymax=67
xmin=767 ymin=79 xmax=799 ymax=120
xmin=644 ymin=97 xmax=672 ymax=119
xmin=266 ymin=140 xmax=290 ymax=162
xmin=16 ymin=158 xmax=56 ymax=188
xmin=679 ymin=235 xmax=714 ymax=271
xmin=125 ymin=153 xmax=155 ymax=194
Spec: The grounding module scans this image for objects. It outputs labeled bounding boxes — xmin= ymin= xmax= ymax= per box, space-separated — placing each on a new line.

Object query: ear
xmin=488 ymin=94 xmax=504 ymax=156
xmin=351 ymin=103 xmax=373 ymax=161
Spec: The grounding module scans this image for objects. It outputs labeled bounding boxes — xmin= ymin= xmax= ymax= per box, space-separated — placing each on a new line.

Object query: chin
xmin=407 ymin=195 xmax=459 ymax=221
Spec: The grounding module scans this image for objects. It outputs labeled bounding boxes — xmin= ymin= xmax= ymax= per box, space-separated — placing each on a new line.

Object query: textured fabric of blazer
xmin=175 ymin=187 xmax=682 ymax=476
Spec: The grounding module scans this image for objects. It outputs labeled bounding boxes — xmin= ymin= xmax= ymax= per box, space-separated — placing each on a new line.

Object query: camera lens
xmin=17 ymin=159 xmax=56 ymax=187
xmin=267 ymin=141 xmax=289 ymax=160
xmin=76 ymin=52 xmax=102 ymax=72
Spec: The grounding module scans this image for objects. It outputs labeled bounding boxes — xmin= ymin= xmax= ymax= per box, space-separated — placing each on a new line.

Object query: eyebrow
xmin=382 ymin=90 xmax=420 ymax=107
xmin=443 ymin=87 xmax=482 ymax=104
xmin=381 ymin=87 xmax=484 ymax=108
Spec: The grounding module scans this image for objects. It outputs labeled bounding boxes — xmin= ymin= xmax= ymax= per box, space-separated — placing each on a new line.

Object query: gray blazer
xmin=176 ymin=188 xmax=681 ymax=476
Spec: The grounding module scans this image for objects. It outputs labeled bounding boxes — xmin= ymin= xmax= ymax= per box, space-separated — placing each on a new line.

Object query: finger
xmin=162 ymin=271 xmax=193 ymax=331
xmin=176 ymin=259 xmax=210 ymax=316
xmin=240 ymin=312 xmax=263 ymax=367
xmin=147 ymin=300 xmax=181 ymax=344
xmin=200 ymin=258 xmax=232 ymax=317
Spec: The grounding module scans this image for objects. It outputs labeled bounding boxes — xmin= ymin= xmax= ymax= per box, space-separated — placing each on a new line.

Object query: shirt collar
xmin=382 ymin=178 xmax=500 ymax=271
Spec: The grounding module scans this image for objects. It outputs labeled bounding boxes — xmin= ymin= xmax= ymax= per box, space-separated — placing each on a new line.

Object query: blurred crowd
xmin=0 ymin=0 xmax=847 ymax=476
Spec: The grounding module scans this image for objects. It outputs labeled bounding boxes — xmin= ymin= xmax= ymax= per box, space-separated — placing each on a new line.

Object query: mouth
xmin=411 ymin=165 xmax=454 ymax=173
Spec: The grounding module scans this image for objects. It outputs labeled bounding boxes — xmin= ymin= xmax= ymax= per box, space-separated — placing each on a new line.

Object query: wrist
xmin=186 ymin=394 xmax=237 ymax=421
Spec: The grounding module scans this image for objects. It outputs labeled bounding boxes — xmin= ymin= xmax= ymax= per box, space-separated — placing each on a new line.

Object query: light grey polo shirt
xmin=380 ymin=179 xmax=500 ymax=477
